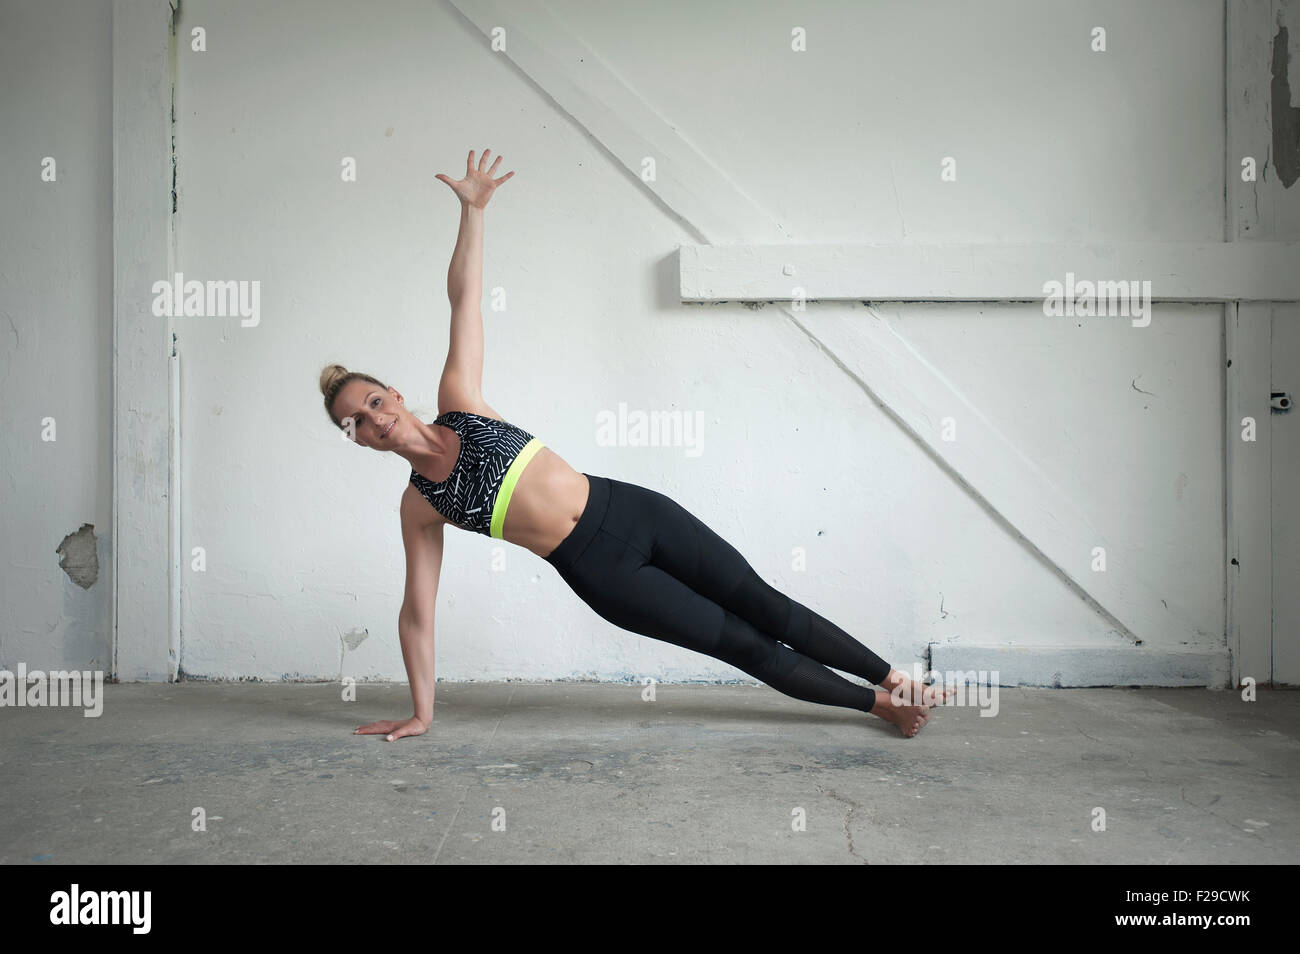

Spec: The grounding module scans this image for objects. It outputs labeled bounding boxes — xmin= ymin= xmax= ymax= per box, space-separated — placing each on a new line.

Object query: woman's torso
xmin=404 ymin=407 xmax=589 ymax=559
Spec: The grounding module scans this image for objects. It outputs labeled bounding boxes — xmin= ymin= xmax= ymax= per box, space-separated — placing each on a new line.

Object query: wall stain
xmin=55 ymin=523 xmax=98 ymax=589
xmin=1272 ymin=23 xmax=1300 ymax=187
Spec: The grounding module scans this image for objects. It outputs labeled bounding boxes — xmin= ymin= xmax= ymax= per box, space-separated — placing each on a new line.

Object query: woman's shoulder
xmin=433 ymin=409 xmax=473 ymax=428
xmin=439 ymin=407 xmax=508 ymax=425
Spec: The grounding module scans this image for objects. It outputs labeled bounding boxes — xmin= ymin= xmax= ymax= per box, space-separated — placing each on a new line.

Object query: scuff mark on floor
xmin=815 ymin=782 xmax=868 ymax=864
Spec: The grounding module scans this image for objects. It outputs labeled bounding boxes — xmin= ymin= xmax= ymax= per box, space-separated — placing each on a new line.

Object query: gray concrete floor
xmin=2 ymin=682 xmax=1297 ymax=864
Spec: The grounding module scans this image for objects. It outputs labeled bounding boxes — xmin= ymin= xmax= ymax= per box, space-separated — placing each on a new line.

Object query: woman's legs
xmin=559 ymin=534 xmax=884 ymax=713
xmin=606 ymin=479 xmax=895 ymax=686
xmin=549 ymin=476 xmax=899 ymax=716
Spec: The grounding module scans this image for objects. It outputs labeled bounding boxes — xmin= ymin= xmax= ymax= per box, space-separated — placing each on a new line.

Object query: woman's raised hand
xmin=435 ymin=148 xmax=515 ymax=208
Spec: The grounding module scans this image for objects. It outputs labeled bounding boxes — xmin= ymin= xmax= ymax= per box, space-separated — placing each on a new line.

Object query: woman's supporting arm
xmin=354 ymin=498 xmax=443 ymax=741
xmin=352 ymin=608 xmax=435 ymax=740
xmin=397 ymin=605 xmax=436 ymax=726
xmin=396 ymin=505 xmax=443 ymax=726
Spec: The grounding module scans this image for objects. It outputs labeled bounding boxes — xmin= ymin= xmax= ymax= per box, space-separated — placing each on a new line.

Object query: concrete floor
xmin=2 ymin=681 xmax=1297 ymax=864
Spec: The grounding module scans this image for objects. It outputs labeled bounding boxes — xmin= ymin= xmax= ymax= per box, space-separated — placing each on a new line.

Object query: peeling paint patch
xmin=341 ymin=627 xmax=368 ymax=652
xmin=55 ymin=524 xmax=98 ymax=589
xmin=1273 ymin=24 xmax=1300 ymax=187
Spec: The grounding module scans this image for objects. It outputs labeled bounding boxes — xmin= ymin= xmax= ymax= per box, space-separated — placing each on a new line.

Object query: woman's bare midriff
xmin=498 ymin=447 xmax=589 ymax=559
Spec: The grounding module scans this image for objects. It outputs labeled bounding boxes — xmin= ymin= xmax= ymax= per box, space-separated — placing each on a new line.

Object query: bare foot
xmin=882 ymin=669 xmax=958 ymax=707
xmin=871 ymin=689 xmax=932 ymax=738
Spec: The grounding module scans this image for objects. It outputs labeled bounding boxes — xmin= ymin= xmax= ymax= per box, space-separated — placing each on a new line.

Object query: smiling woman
xmin=315 ymin=148 xmax=941 ymax=745
xmin=318 ymin=365 xmax=391 ymax=440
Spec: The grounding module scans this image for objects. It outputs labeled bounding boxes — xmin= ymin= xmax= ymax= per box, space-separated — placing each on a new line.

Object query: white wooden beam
xmin=113 ymin=0 xmax=175 ymax=680
xmin=447 ymin=0 xmax=785 ymax=245
xmin=931 ymin=645 xmax=1228 ymax=688
xmin=1225 ymin=304 xmax=1273 ymax=687
xmin=679 ymin=242 xmax=1300 ymax=303
xmin=1225 ymin=0 xmax=1291 ymax=685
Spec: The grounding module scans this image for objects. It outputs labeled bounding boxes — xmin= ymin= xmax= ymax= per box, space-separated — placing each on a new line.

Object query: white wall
xmin=0 ymin=0 xmax=114 ymax=674
xmin=6 ymin=0 xmax=1285 ymax=689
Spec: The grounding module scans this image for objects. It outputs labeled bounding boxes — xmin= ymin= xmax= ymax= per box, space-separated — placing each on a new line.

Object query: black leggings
xmin=544 ymin=474 xmax=892 ymax=714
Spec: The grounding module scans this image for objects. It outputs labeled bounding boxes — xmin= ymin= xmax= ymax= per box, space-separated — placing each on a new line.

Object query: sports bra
xmin=409 ymin=410 xmax=546 ymax=538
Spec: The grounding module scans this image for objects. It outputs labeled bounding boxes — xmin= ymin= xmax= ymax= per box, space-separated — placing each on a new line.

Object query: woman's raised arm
xmin=434 ymin=149 xmax=514 ymax=411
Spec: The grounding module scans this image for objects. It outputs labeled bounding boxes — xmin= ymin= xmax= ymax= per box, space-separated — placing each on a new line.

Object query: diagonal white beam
xmin=447 ymin=0 xmax=783 ymax=245
xmin=450 ymin=0 xmax=1163 ymax=644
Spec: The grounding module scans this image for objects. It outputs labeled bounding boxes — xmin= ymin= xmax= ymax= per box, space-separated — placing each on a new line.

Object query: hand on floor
xmin=353 ymin=715 xmax=430 ymax=742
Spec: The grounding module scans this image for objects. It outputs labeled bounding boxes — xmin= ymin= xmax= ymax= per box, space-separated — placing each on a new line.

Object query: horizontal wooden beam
xmin=680 ymin=242 xmax=1300 ymax=303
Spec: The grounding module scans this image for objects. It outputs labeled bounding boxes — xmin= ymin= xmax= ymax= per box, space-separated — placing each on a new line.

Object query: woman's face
xmin=335 ymin=381 xmax=404 ymax=448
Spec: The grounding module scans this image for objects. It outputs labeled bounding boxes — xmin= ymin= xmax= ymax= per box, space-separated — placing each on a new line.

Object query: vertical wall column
xmin=1225 ymin=0 xmax=1298 ymax=686
xmin=112 ymin=0 xmax=175 ymax=680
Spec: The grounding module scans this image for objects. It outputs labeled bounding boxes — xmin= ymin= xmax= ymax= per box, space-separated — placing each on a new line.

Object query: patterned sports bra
xmin=409 ymin=410 xmax=546 ymax=538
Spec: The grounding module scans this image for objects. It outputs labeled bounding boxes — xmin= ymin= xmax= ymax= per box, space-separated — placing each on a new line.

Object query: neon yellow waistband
xmin=490 ymin=438 xmax=545 ymax=539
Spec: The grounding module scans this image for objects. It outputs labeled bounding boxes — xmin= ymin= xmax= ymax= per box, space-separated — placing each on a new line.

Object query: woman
xmin=323 ymin=149 xmax=948 ymax=742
